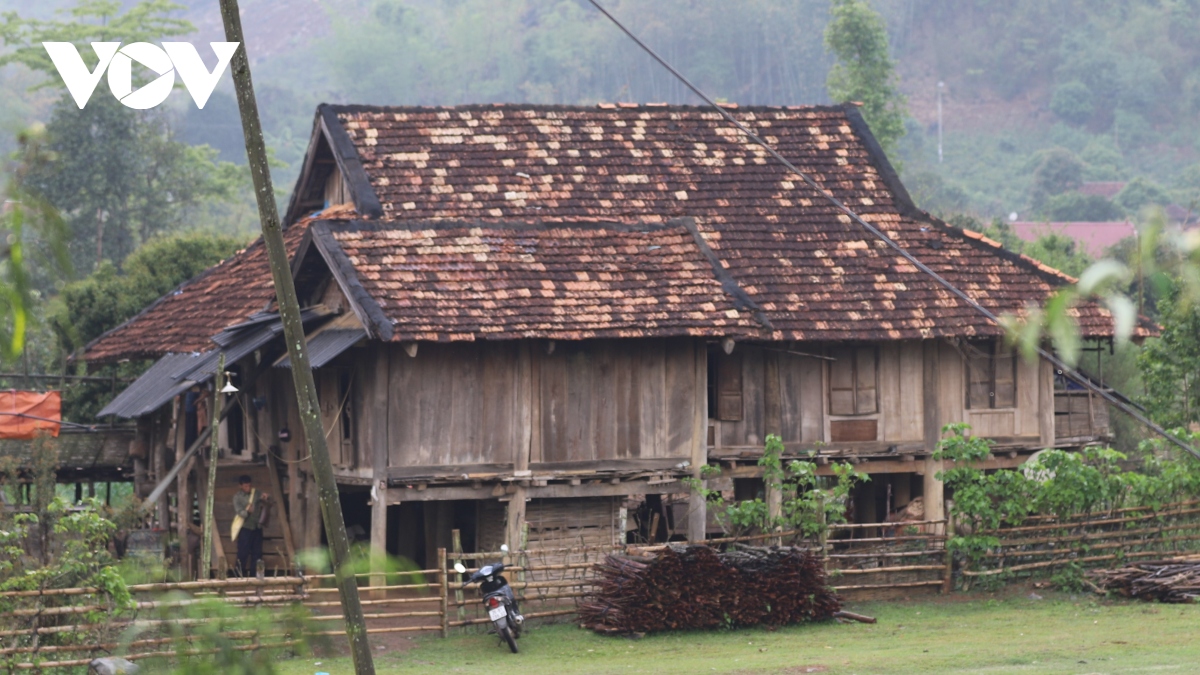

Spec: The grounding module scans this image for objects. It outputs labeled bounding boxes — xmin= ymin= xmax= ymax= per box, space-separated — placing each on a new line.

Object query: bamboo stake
xmin=438 ymin=547 xmax=449 ymax=638
xmin=944 ymin=504 xmax=955 ymax=593
xmin=831 ymin=580 xmax=944 ymax=591
xmin=451 ymin=529 xmax=466 ymax=626
xmin=825 ymin=565 xmax=946 ymax=575
xmin=200 ymin=354 xmax=225 ymax=581
xmin=980 ymin=507 xmax=1200 ymax=536
xmin=215 ymin=3 xmax=375 ymax=673
xmin=963 ymin=548 xmax=1200 ymax=577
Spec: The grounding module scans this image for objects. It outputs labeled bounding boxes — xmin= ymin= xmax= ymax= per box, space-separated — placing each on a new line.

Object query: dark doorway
xmin=389 ymin=500 xmax=482 ymax=570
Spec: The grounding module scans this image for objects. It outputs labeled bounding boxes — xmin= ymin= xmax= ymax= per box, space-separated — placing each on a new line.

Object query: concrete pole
xmin=215 ymin=3 xmax=375 ymax=672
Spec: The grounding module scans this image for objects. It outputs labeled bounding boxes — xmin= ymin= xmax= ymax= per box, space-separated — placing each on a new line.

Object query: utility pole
xmin=937 ymin=81 xmax=944 ymax=164
xmin=199 ymin=354 xmax=224 ymax=580
xmin=216 ymin=2 xmax=376 ymax=673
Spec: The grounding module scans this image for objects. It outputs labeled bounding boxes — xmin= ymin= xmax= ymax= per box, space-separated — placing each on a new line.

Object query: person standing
xmin=231 ymin=475 xmax=269 ymax=576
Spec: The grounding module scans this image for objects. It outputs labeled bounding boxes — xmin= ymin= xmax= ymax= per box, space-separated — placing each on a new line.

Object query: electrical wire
xmin=585 ymin=0 xmax=1200 ymax=461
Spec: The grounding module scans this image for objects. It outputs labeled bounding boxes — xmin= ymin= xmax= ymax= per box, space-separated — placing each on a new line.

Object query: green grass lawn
xmin=281 ymin=591 xmax=1200 ymax=675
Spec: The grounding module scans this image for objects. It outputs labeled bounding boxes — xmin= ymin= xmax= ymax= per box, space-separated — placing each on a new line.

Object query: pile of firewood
xmin=578 ymin=546 xmax=841 ymax=634
xmin=1087 ymin=557 xmax=1200 ymax=603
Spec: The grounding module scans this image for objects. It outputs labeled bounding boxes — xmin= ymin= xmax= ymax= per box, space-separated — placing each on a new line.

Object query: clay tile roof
xmin=86 ymin=103 xmax=1156 ymax=362
xmin=84 ymin=206 xmax=359 ymax=363
xmin=325 ymin=102 xmax=1152 ymax=341
xmin=318 ymin=218 xmax=765 ymax=342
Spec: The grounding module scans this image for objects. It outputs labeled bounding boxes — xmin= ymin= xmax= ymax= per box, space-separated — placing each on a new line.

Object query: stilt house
xmin=85 ymin=103 xmax=1150 ymax=576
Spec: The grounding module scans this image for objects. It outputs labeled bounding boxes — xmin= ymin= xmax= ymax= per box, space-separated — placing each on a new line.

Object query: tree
xmin=1022 ymin=232 xmax=1093 ymax=279
xmin=1115 ymin=177 xmax=1171 ymax=214
xmin=1029 ymin=148 xmax=1085 ymax=211
xmin=1041 ymin=192 xmax=1126 ymax=222
xmin=0 ymin=1 xmax=191 ymax=74
xmin=0 ymin=126 xmax=71 ymax=362
xmin=49 ymin=232 xmax=244 ymax=421
xmin=49 ymin=231 xmax=245 ymax=356
xmin=824 ymin=0 xmax=907 ymax=157
xmin=20 ymin=94 xmax=242 ymax=273
xmin=1138 ymin=284 xmax=1200 ymax=429
xmin=1050 ymin=81 xmax=1095 ymax=126
xmin=1 ymin=1 xmax=241 ymax=273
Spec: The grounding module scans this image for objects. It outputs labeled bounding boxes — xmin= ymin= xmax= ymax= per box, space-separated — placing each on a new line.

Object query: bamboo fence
xmin=958 ymin=500 xmax=1200 ymax=584
xmin=15 ymin=505 xmax=1197 ymax=669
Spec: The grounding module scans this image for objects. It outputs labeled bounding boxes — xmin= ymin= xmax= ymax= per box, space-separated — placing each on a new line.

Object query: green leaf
xmin=1076 ymin=259 xmax=1129 ymax=296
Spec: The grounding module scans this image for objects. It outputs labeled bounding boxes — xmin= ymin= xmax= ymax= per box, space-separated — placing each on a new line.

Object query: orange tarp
xmin=0 ymin=390 xmax=61 ymax=439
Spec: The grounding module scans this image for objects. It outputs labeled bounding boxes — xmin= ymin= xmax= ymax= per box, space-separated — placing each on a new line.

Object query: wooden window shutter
xmin=993 ymin=342 xmax=1016 ymax=408
xmin=966 ymin=343 xmax=992 ymax=409
xmin=828 ymin=347 xmax=856 ymax=416
xmin=855 ymin=347 xmax=878 ymax=414
xmin=716 ymin=352 xmax=744 ymax=422
xmin=966 ymin=340 xmax=1017 ymax=409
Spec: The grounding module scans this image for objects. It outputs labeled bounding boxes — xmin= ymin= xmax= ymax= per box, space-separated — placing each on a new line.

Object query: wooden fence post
xmin=943 ymin=505 xmax=955 ymax=594
xmin=438 ymin=547 xmax=449 ymax=638
xmin=451 ymin=530 xmax=465 ymax=627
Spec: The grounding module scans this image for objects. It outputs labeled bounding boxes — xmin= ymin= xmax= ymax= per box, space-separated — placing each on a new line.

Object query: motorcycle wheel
xmin=500 ymin=626 xmax=519 ymax=654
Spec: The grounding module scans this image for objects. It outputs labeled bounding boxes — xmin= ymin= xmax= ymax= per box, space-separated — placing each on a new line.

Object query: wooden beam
xmin=385 ymin=476 xmax=735 ymax=504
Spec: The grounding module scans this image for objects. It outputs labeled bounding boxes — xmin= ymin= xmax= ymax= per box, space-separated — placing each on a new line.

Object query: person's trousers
xmin=236 ymin=527 xmax=264 ymax=577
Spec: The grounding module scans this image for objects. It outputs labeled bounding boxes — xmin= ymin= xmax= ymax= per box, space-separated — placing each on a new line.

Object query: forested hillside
xmin=2 ymin=0 xmax=1196 ymax=225
xmin=0 ymin=0 xmax=1196 ymax=433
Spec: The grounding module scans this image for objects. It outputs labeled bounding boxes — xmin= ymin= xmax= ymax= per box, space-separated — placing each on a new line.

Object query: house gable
xmin=283 ymin=105 xmax=384 ymax=225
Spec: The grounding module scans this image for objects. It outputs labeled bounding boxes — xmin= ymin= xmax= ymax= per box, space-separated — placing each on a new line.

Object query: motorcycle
xmin=455 ymin=544 xmax=523 ymax=653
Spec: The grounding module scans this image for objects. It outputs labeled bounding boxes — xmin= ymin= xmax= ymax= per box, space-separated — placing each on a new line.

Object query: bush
xmin=1050 ymin=81 xmax=1095 ymax=125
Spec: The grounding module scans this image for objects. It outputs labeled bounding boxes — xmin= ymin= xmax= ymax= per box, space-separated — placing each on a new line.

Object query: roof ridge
xmin=321 ymin=102 xmax=851 ymax=115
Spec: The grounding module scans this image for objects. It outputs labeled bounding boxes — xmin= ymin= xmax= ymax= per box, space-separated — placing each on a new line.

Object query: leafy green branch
xmin=684 ymin=434 xmax=867 ymax=542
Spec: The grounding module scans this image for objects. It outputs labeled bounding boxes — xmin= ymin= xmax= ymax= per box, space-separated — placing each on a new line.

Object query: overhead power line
xmin=585 ymin=0 xmax=1200 ymax=461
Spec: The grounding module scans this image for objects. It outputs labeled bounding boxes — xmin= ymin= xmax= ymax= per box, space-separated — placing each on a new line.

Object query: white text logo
xmin=42 ymin=41 xmax=239 ymax=110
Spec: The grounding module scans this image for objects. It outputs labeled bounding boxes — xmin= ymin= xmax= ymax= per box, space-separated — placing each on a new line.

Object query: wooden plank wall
xmin=387 ymin=342 xmax=526 ymax=467
xmin=378 ymin=338 xmax=698 ymax=469
xmin=537 ymin=338 xmax=695 ymax=463
xmin=885 ymin=341 xmax=925 ymax=442
xmin=720 ymin=340 xmax=1049 ymax=449
xmin=341 ymin=337 xmax=1058 ymax=473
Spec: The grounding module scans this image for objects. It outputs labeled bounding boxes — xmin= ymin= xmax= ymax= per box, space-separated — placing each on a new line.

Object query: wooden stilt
xmin=370 ymin=481 xmax=387 ymax=597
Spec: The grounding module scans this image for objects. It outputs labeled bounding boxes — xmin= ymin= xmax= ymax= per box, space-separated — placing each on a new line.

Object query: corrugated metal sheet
xmin=173 ymin=308 xmax=330 ymax=381
xmin=98 ymin=353 xmax=204 ymax=418
xmin=275 ymin=329 xmax=366 ymax=369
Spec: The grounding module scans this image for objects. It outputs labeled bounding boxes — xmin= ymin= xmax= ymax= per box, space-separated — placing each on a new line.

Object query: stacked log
xmin=1087 ymin=558 xmax=1200 ymax=603
xmin=578 ymin=546 xmax=840 ymax=634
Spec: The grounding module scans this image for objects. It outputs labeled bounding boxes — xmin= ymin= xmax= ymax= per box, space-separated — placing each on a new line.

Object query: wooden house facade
xmin=85 ymin=103 xmax=1148 ymax=576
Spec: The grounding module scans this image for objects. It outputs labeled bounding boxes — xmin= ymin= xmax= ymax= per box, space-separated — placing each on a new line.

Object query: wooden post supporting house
xmin=505 ymin=486 xmax=527 ymax=551
xmin=688 ymin=342 xmax=709 ymax=543
xmin=922 ymin=341 xmax=945 ymax=525
xmin=173 ymin=398 xmax=192 ymax=579
xmin=1038 ymin=358 xmax=1056 ymax=448
xmin=370 ymin=482 xmax=387 ymax=596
